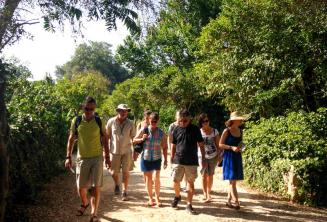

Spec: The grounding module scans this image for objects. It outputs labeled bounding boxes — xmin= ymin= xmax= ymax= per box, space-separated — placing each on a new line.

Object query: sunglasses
xmin=151 ymin=120 xmax=158 ymax=124
xmin=202 ymin=119 xmax=209 ymax=123
xmin=84 ymin=107 xmax=95 ymax=112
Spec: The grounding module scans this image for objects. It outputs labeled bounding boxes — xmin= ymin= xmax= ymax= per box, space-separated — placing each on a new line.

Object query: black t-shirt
xmin=172 ymin=124 xmax=204 ymax=165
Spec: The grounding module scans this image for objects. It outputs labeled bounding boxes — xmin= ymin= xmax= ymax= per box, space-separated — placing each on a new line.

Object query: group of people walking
xmin=65 ymin=96 xmax=248 ymax=222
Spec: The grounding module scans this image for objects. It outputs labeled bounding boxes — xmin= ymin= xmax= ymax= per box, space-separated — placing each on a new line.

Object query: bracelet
xmin=229 ymin=146 xmax=232 ymax=150
xmin=66 ymin=156 xmax=71 ymax=159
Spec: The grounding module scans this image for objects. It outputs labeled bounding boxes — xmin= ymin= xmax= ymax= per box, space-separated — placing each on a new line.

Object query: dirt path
xmin=26 ymin=157 xmax=327 ymax=222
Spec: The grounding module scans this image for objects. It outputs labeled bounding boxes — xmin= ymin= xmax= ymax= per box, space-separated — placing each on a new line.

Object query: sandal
xmin=76 ymin=203 xmax=89 ymax=216
xmin=233 ymin=201 xmax=241 ymax=210
xmin=146 ymin=201 xmax=155 ymax=207
xmin=90 ymin=215 xmax=99 ymax=222
xmin=225 ymin=201 xmax=233 ymax=208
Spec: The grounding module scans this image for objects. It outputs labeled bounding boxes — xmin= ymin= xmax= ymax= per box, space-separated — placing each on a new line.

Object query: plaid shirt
xmin=142 ymin=127 xmax=164 ymax=161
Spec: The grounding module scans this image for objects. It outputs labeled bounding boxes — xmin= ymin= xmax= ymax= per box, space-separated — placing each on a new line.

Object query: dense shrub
xmin=243 ymin=108 xmax=327 ymax=205
xmin=5 ymin=77 xmax=68 ymax=219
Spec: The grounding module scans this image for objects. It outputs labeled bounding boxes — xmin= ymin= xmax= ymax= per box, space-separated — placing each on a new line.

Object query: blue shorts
xmin=140 ymin=158 xmax=162 ymax=172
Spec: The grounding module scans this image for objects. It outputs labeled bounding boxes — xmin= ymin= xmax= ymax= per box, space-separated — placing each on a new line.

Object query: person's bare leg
xmin=231 ymin=180 xmax=239 ymax=203
xmin=186 ymin=181 xmax=194 ymax=205
xmin=122 ymin=172 xmax=129 ymax=193
xmin=144 ymin=172 xmax=154 ymax=205
xmin=79 ymin=188 xmax=89 ymax=206
xmin=202 ymin=174 xmax=208 ymax=200
xmin=173 ymin=181 xmax=181 ymax=197
xmin=112 ymin=173 xmax=119 ymax=186
xmin=207 ymin=174 xmax=214 ymax=200
xmin=90 ymin=187 xmax=101 ymax=216
xmin=154 ymin=170 xmax=161 ymax=205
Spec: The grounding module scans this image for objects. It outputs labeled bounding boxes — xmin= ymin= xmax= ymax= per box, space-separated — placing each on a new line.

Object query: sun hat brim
xmin=225 ymin=113 xmax=250 ymax=126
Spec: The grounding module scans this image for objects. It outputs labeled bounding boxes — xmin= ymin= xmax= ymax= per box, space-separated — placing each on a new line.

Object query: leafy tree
xmin=55 ymin=71 xmax=109 ymax=118
xmin=0 ymin=1 xmax=156 ymax=220
xmin=116 ymin=0 xmax=222 ymax=75
xmin=198 ymin=0 xmax=327 ymax=117
xmin=55 ymin=41 xmax=129 ymax=88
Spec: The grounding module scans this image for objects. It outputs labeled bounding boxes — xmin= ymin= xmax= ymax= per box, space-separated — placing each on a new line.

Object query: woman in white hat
xmin=219 ymin=111 xmax=249 ymax=210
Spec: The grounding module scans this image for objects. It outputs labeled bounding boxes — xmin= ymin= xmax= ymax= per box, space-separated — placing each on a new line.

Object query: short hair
xmin=84 ymin=96 xmax=96 ymax=105
xmin=178 ymin=109 xmax=190 ymax=119
xmin=198 ymin=113 xmax=208 ymax=127
xmin=144 ymin=109 xmax=152 ymax=116
xmin=149 ymin=112 xmax=159 ymax=121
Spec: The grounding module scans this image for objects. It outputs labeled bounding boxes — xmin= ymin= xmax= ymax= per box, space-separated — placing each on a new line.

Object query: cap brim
xmin=116 ymin=108 xmax=131 ymax=112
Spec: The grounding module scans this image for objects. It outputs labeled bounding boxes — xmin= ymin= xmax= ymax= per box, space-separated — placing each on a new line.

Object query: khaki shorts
xmin=76 ymin=156 xmax=103 ymax=188
xmin=171 ymin=164 xmax=198 ymax=182
xmin=111 ymin=152 xmax=132 ymax=174
xmin=200 ymin=156 xmax=218 ymax=176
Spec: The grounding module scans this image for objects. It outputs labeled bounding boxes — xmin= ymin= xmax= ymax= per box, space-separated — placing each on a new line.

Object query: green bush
xmin=5 ymin=77 xmax=68 ymax=217
xmin=243 ymin=108 xmax=327 ymax=205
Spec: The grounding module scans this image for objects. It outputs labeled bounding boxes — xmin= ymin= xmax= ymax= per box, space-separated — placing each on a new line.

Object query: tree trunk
xmin=0 ymin=1 xmax=20 ymax=219
xmin=0 ymin=61 xmax=9 ymax=222
xmin=0 ymin=0 xmax=21 ymax=51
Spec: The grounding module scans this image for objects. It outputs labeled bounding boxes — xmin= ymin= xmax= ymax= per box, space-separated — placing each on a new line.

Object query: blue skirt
xmin=222 ymin=150 xmax=244 ymax=180
xmin=140 ymin=158 xmax=162 ymax=172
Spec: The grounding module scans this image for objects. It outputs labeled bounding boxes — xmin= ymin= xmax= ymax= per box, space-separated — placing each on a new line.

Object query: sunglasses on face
xmin=117 ymin=109 xmax=128 ymax=113
xmin=150 ymin=120 xmax=158 ymax=124
xmin=202 ymin=119 xmax=209 ymax=123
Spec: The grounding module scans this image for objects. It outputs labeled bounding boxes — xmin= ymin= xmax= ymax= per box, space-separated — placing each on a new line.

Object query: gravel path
xmin=25 ymin=156 xmax=327 ymax=222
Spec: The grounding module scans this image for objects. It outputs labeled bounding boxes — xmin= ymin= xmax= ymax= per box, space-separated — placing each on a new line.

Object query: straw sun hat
xmin=225 ymin=111 xmax=250 ymax=126
xmin=116 ymin=104 xmax=131 ymax=112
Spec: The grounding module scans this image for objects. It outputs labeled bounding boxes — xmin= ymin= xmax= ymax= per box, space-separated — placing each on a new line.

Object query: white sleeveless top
xmin=201 ymin=128 xmax=219 ymax=159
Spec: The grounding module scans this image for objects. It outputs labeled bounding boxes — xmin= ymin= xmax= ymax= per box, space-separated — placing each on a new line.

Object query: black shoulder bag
xmin=134 ymin=127 xmax=149 ymax=154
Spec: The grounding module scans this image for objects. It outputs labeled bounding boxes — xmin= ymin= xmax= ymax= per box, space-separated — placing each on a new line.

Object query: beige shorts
xmin=200 ymin=156 xmax=218 ymax=175
xmin=76 ymin=156 xmax=103 ymax=188
xmin=171 ymin=164 xmax=198 ymax=183
xmin=110 ymin=152 xmax=132 ymax=174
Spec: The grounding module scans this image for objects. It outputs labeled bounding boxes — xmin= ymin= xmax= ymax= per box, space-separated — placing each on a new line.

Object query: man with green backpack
xmin=65 ymin=96 xmax=110 ymax=222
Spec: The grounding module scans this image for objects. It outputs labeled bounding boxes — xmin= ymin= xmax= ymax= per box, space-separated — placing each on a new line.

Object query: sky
xmin=2 ymin=20 xmax=129 ymax=80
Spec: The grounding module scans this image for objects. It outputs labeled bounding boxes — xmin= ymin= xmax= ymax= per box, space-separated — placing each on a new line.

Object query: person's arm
xmin=101 ymin=122 xmax=111 ymax=169
xmin=106 ymin=119 xmax=112 ymax=143
xmin=219 ymin=129 xmax=240 ymax=152
xmin=65 ymin=131 xmax=76 ymax=168
xmin=161 ymin=133 xmax=168 ymax=169
xmin=214 ymin=130 xmax=221 ymax=150
xmin=132 ymin=128 xmax=147 ymax=144
xmin=170 ymin=129 xmax=177 ymax=164
xmin=171 ymin=143 xmax=176 ymax=164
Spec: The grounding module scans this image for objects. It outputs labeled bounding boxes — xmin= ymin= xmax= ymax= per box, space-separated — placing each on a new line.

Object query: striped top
xmin=142 ymin=127 xmax=164 ymax=161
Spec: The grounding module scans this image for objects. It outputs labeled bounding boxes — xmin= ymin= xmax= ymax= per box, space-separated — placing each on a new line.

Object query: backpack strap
xmin=94 ymin=115 xmax=104 ymax=136
xmin=75 ymin=116 xmax=82 ymax=137
xmin=75 ymin=115 xmax=103 ymax=138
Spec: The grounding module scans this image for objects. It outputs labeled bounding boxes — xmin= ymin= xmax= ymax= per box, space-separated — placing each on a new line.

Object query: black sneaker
xmin=171 ymin=196 xmax=181 ymax=208
xmin=114 ymin=185 xmax=120 ymax=195
xmin=185 ymin=204 xmax=197 ymax=215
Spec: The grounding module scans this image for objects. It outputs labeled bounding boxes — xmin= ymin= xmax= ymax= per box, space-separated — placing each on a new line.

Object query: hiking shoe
xmin=121 ymin=192 xmax=128 ymax=201
xmin=114 ymin=185 xmax=120 ymax=195
xmin=185 ymin=204 xmax=197 ymax=215
xmin=171 ymin=196 xmax=181 ymax=208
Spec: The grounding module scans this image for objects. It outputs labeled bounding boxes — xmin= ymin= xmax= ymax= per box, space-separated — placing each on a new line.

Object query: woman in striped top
xmin=133 ymin=112 xmax=168 ymax=207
